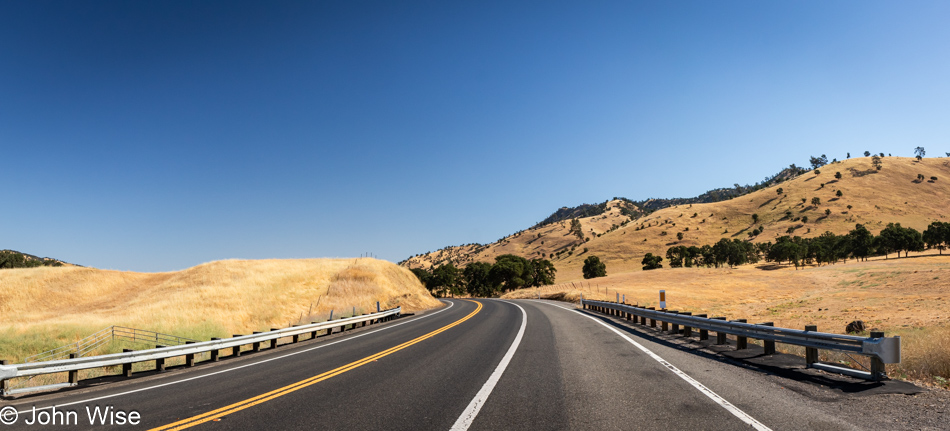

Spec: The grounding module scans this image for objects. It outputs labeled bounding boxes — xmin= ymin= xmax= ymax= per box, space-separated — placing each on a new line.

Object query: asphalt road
xmin=0 ymin=299 xmax=937 ymax=430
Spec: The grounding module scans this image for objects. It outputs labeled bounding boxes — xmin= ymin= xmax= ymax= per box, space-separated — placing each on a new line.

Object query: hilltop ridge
xmin=402 ymin=156 xmax=950 ymax=280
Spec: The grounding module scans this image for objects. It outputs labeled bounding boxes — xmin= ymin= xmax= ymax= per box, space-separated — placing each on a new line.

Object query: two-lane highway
xmin=1 ymin=299 xmax=907 ymax=430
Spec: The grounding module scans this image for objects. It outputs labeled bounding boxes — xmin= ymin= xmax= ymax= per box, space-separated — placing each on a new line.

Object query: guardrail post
xmin=626 ymin=308 xmax=632 ymax=321
xmin=695 ymin=314 xmax=708 ymax=340
xmin=682 ymin=312 xmax=692 ymax=337
xmin=252 ymin=333 xmax=262 ymax=352
xmin=870 ymin=331 xmax=886 ymax=380
xmin=153 ymin=346 xmax=167 ymax=372
xmin=185 ymin=341 xmax=196 ymax=366
xmin=210 ymin=339 xmax=221 ymax=361
xmin=804 ymin=325 xmax=818 ymax=366
xmin=270 ymin=329 xmax=280 ymax=348
xmin=734 ymin=320 xmax=747 ymax=349
xmin=231 ymin=336 xmax=242 ymax=357
xmin=661 ymin=310 xmax=669 ymax=332
xmin=121 ymin=350 xmax=134 ymax=377
xmin=759 ymin=323 xmax=775 ymax=354
xmin=0 ymin=360 xmax=8 ymax=394
xmin=669 ymin=311 xmax=679 ymax=334
xmin=712 ymin=317 xmax=727 ymax=344
xmin=310 ymin=324 xmax=319 ymax=339
xmin=68 ymin=353 xmax=79 ymax=384
xmin=648 ymin=307 xmax=656 ymax=327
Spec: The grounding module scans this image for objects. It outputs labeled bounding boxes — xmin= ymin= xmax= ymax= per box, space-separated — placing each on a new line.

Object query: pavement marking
xmin=149 ymin=300 xmax=484 ymax=431
xmin=530 ymin=300 xmax=772 ymax=431
xmin=13 ymin=301 xmax=457 ymax=416
xmin=449 ymin=300 xmax=527 ymax=431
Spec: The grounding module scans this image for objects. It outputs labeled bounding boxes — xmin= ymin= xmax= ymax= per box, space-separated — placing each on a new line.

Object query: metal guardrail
xmin=0 ymin=307 xmax=401 ymax=395
xmin=581 ymin=299 xmax=900 ymax=381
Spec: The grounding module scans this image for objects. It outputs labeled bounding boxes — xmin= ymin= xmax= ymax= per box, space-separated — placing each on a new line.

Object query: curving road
xmin=0 ymin=299 xmax=923 ymax=430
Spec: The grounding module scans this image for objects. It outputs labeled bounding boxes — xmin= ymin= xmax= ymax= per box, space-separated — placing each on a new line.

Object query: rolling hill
xmin=402 ymin=156 xmax=950 ymax=280
xmin=0 ymin=258 xmax=441 ymax=362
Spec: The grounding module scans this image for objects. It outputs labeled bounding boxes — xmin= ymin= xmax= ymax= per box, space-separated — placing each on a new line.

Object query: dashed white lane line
xmin=449 ymin=300 xmax=528 ymax=431
xmin=529 ymin=300 xmax=771 ymax=431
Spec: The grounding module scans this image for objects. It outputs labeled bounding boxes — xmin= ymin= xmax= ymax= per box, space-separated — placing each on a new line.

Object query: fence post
xmin=377 ymin=301 xmax=380 ymax=313
xmin=210 ymin=339 xmax=221 ymax=362
xmin=185 ymin=341 xmax=196 ymax=366
xmin=734 ymin=320 xmax=748 ymax=349
xmin=760 ymin=322 xmax=775 ymax=354
xmin=154 ymin=346 xmax=166 ymax=372
xmin=122 ymin=349 xmax=134 ymax=376
xmin=682 ymin=312 xmax=692 ymax=337
xmin=712 ymin=317 xmax=727 ymax=344
xmin=804 ymin=325 xmax=818 ymax=366
xmin=869 ymin=331 xmax=887 ymax=380
xmin=696 ymin=314 xmax=708 ymax=340
xmin=67 ymin=353 xmax=80 ymax=384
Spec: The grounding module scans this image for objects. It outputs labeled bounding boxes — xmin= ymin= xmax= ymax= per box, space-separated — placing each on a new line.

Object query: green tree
xmin=752 ymin=213 xmax=759 ymax=224
xmin=871 ymin=155 xmax=883 ymax=170
xmin=849 ymin=224 xmax=874 ymax=261
xmin=914 ymin=146 xmax=926 ymax=161
xmin=530 ymin=258 xmax=557 ymax=286
xmin=583 ymin=255 xmax=607 ymax=278
xmin=431 ymin=263 xmax=461 ymax=297
xmin=836 ymin=190 xmax=843 ymax=197
xmin=569 ymin=218 xmax=584 ymax=241
xmin=864 ymin=151 xmax=871 ymax=157
xmin=923 ymin=221 xmax=950 ymax=255
xmin=640 ymin=253 xmax=662 ymax=271
xmin=410 ymin=267 xmax=434 ymax=295
xmin=462 ymin=262 xmax=494 ymax=297
xmin=776 ymin=187 xmax=784 ymax=195
xmin=811 ymin=197 xmax=821 ymax=206
xmin=490 ymin=254 xmax=533 ymax=292
xmin=834 ymin=172 xmax=842 ymax=180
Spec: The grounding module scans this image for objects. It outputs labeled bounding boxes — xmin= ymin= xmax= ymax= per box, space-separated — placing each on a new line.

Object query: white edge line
xmin=13 ymin=300 xmax=456 ymax=414
xmin=527 ymin=299 xmax=771 ymax=431
xmin=449 ymin=300 xmax=527 ymax=431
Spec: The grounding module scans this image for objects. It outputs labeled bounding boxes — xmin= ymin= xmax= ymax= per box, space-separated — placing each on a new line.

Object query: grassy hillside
xmin=0 ymin=258 xmax=441 ymax=363
xmin=404 ymin=156 xmax=950 ymax=280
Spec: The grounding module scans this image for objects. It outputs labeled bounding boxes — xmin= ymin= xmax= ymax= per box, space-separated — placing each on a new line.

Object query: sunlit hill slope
xmin=0 ymin=258 xmax=441 ymax=362
xmin=403 ymin=156 xmax=950 ymax=280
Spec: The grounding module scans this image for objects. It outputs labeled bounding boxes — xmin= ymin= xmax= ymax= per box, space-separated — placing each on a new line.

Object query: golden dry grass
xmin=502 ymin=255 xmax=950 ymax=387
xmin=405 ymin=156 xmax=950 ymax=280
xmin=0 ymin=258 xmax=442 ymax=363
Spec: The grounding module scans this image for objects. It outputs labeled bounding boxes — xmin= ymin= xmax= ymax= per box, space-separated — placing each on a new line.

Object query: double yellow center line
xmin=149 ymin=300 xmax=483 ymax=431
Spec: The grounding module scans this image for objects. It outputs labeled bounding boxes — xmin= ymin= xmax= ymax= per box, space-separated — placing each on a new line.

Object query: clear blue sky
xmin=2 ymin=1 xmax=948 ymax=272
